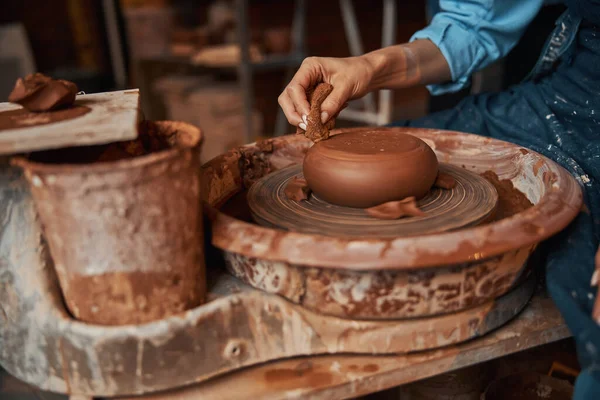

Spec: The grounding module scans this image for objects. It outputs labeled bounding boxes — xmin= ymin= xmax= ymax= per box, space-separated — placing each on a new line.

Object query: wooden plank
xmin=122 ymin=293 xmax=569 ymax=400
xmin=0 ymin=89 xmax=140 ymax=155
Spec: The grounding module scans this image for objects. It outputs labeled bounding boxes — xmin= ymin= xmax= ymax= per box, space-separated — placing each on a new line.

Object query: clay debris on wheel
xmin=296 ymin=82 xmax=336 ymax=143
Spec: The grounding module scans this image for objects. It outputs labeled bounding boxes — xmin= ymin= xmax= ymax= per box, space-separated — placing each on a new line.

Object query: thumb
xmin=319 ymin=85 xmax=352 ymax=124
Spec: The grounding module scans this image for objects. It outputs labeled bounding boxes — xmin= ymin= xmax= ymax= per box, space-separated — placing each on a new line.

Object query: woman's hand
xmin=278 ymin=40 xmax=452 ymax=130
xmin=278 ymin=56 xmax=377 ymax=129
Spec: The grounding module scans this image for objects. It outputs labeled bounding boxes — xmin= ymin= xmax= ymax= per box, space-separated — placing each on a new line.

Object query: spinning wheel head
xmin=247 ymin=164 xmax=498 ymax=238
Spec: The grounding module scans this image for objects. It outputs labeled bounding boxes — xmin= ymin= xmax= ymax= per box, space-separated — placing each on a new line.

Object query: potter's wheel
xmin=247 ymin=163 xmax=498 ymax=238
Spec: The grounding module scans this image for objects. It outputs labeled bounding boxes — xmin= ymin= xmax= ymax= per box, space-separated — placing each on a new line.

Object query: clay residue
xmin=0 ymin=106 xmax=90 ymax=131
xmin=481 ymin=171 xmax=533 ymax=220
xmin=28 ymin=121 xmax=172 ymax=164
xmin=365 ymin=197 xmax=425 ymax=220
xmin=65 ymin=269 xmax=205 ymax=325
xmin=434 ymin=172 xmax=456 ymax=190
xmin=238 ymin=145 xmax=274 ymax=189
xmin=284 ymin=177 xmax=310 ymax=201
xmin=97 ymin=121 xmax=171 ymax=161
xmin=533 ymin=159 xmax=545 ymax=176
xmin=263 ymin=362 xmax=334 ymax=388
xmin=8 ymin=73 xmax=78 ymax=112
xmin=296 ymin=83 xmax=336 ymax=143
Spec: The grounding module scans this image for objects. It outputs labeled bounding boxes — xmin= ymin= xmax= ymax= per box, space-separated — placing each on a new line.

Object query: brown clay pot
xmin=303 ymin=130 xmax=439 ymax=208
xmin=12 ymin=121 xmax=205 ymax=325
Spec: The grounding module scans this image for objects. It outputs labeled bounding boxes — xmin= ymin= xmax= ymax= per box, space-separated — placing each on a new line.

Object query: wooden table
xmin=118 ymin=289 xmax=569 ymax=400
xmin=0 ymin=285 xmax=570 ymax=400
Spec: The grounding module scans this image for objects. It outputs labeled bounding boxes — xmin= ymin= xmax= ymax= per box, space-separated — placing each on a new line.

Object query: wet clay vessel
xmin=12 ymin=121 xmax=205 ymax=325
xmin=204 ymin=127 xmax=583 ymax=320
xmin=303 ymin=129 xmax=439 ymax=207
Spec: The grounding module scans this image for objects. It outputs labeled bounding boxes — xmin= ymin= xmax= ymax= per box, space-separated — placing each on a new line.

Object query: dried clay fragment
xmin=8 ymin=73 xmax=78 ymax=112
xmin=284 ymin=176 xmax=311 ymax=201
xmin=434 ymin=172 xmax=457 ymax=190
xmin=296 ymin=82 xmax=336 ymax=143
xmin=365 ymin=197 xmax=426 ymax=220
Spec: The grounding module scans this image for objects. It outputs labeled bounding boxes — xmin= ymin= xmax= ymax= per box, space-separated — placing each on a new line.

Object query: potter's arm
xmin=279 ymin=0 xmax=544 ymax=128
xmin=366 ymin=0 xmax=544 ymax=94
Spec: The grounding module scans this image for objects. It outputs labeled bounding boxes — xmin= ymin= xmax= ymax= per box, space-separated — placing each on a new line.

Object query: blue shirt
xmin=412 ymin=0 xmax=545 ymax=94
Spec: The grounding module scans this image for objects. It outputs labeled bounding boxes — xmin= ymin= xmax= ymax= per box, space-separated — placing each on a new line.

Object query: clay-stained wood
xmin=120 ymin=293 xmax=569 ymax=400
xmin=0 ymin=90 xmax=140 ymax=155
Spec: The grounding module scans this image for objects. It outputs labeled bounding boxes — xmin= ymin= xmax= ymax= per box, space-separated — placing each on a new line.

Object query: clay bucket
xmin=12 ymin=121 xmax=205 ymax=325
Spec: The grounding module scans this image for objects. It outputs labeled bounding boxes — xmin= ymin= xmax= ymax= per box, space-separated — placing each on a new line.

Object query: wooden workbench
xmin=115 ymin=288 xmax=569 ymax=400
xmin=0 ymin=281 xmax=570 ymax=400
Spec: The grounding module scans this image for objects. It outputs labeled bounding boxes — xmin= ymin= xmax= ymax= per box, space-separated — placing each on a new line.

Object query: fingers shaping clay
xmin=296 ymin=83 xmax=336 ymax=143
xmin=303 ymin=130 xmax=439 ymax=208
xmin=365 ymin=197 xmax=426 ymax=219
xmin=8 ymin=73 xmax=78 ymax=112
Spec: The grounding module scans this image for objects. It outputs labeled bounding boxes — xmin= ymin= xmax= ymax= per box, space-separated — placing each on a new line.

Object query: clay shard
xmin=296 ymin=82 xmax=335 ymax=143
xmin=365 ymin=197 xmax=426 ymax=220
xmin=434 ymin=172 xmax=457 ymax=190
xmin=284 ymin=176 xmax=311 ymax=201
xmin=8 ymin=73 xmax=78 ymax=112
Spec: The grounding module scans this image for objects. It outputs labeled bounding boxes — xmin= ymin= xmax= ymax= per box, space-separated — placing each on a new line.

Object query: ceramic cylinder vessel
xmin=13 ymin=121 xmax=205 ymax=325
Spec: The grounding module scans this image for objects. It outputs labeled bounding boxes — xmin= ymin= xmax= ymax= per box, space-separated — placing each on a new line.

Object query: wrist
xmin=362 ymin=45 xmax=419 ymax=92
xmin=361 ymin=51 xmax=388 ymax=92
xmin=361 ymin=40 xmax=451 ymax=91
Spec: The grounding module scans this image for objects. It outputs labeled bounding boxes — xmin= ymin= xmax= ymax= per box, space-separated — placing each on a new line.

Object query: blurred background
xmin=0 ymin=0 xmax=564 ymax=161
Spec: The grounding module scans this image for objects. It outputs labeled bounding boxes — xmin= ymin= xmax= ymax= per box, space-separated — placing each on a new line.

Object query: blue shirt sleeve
xmin=411 ymin=0 xmax=544 ymax=95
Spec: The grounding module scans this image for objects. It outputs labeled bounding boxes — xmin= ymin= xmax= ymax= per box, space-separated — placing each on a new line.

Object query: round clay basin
xmin=202 ymin=127 xmax=582 ymax=319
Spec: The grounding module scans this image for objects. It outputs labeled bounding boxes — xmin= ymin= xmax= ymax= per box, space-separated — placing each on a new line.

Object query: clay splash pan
xmin=203 ymin=127 xmax=582 ymax=271
xmin=203 ymin=127 xmax=581 ymax=322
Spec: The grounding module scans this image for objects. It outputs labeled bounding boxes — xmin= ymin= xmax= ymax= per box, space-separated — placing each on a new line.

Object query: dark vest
xmin=565 ymin=0 xmax=600 ymax=25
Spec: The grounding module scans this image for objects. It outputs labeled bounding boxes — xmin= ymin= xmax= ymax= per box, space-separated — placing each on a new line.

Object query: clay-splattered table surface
xmin=116 ymin=290 xmax=569 ymax=400
xmin=0 ymin=289 xmax=569 ymax=400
